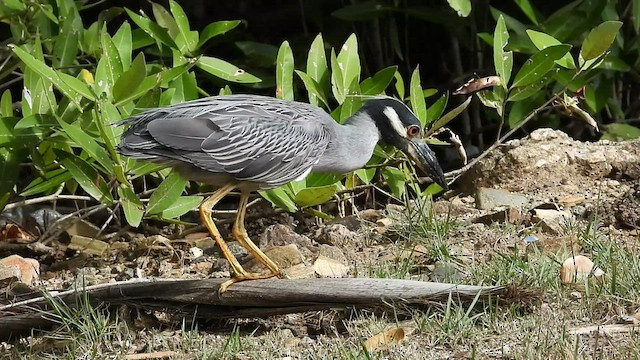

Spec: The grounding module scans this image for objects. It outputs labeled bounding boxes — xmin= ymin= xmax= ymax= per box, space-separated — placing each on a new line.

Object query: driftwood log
xmin=0 ymin=278 xmax=514 ymax=341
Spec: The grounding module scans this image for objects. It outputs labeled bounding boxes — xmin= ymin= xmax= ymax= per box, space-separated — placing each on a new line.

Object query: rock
xmin=0 ymin=254 xmax=39 ymax=286
xmin=313 ymin=224 xmax=358 ymax=247
xmin=189 ymin=247 xmax=204 ymax=259
xmin=286 ymin=263 xmax=316 ymax=279
xmin=318 ymin=244 xmax=348 ymax=264
xmin=260 ymin=224 xmax=315 ymax=251
xmin=68 ymin=235 xmax=109 ymax=255
xmin=358 ymin=209 xmax=384 ymax=222
xmin=472 ymin=207 xmax=522 ymax=225
xmin=0 ymin=265 xmax=21 ymax=288
xmin=243 ymin=244 xmax=303 ymax=273
xmin=374 ymin=218 xmax=393 ymax=235
xmin=313 ymin=255 xmax=349 ymax=278
xmin=430 ymin=262 xmax=462 ymax=283
xmin=531 ymin=209 xmax=573 ymax=234
xmin=475 ymin=188 xmax=530 ymax=210
xmin=329 ymin=215 xmax=362 ymax=231
xmin=227 ymin=241 xmax=249 ymax=259
xmin=560 ymin=255 xmax=604 ymax=285
xmin=194 ymin=261 xmax=213 ymax=274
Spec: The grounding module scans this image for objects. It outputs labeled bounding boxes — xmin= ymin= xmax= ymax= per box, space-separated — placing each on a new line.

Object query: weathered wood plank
xmin=0 ymin=278 xmax=511 ymax=341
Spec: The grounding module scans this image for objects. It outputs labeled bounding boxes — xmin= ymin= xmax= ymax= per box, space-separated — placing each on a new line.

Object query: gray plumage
xmin=118 ymin=94 xmax=447 ymax=191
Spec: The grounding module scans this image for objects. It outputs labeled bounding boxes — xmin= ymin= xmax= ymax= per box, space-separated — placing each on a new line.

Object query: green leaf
xmin=409 ymin=65 xmax=427 ymax=127
xmin=146 ymin=171 xmax=188 ymax=214
xmin=426 ymin=94 xmax=465 ymax=137
xmin=355 ymin=168 xmax=376 ymax=184
xmin=294 ymin=185 xmax=338 ymax=208
xmin=125 ymin=8 xmax=178 ymax=49
xmin=330 ymin=49 xmax=345 ymax=104
xmin=336 ymin=34 xmax=361 ymax=97
xmin=526 ymin=30 xmax=575 ymax=69
xmin=260 ymin=187 xmax=297 ymax=212
xmin=95 ymin=27 xmax=124 ymax=97
xmin=21 ymin=168 xmax=72 ymax=196
xmin=117 ymin=184 xmax=144 ymax=227
xmin=579 ymin=21 xmax=622 ymax=62
xmin=306 ymin=34 xmax=329 ymax=107
xmin=511 ymin=44 xmax=571 ymax=88
xmin=601 ymin=123 xmax=640 ymax=141
xmin=276 ymin=41 xmax=294 ymax=100
xmin=57 ymin=119 xmax=114 ymax=173
xmin=296 ymin=70 xmax=330 ymax=108
xmin=60 ymin=153 xmax=114 ymax=204
xmin=0 ymin=90 xmax=12 ymax=117
xmin=514 ymin=0 xmax=538 ymax=24
xmin=425 ymin=93 xmax=448 ymax=125
xmin=59 ymin=73 xmax=95 ymax=101
xmin=53 ymin=8 xmax=79 ymax=69
xmin=161 ymin=195 xmax=204 ymax=219
xmin=381 ymin=166 xmax=405 ymax=199
xmin=112 ymin=22 xmax=133 ymax=70
xmin=198 ymin=20 xmax=241 ymax=48
xmin=10 ymin=45 xmax=93 ymax=105
xmin=196 ymin=56 xmax=261 ymax=83
xmin=0 ymin=117 xmax=48 ymax=148
xmin=393 ymin=71 xmax=405 ymax=99
xmin=169 ymin=0 xmax=198 ymax=53
xmin=447 ymin=0 xmax=471 ymax=17
xmin=507 ymin=77 xmax=550 ymax=102
xmin=0 ymin=149 xmax=24 ymax=200
xmin=151 ymin=1 xmax=179 ymax=37
xmin=113 ymin=53 xmax=147 ymax=104
xmin=360 ymin=66 xmax=397 ymax=95
xmin=493 ymin=15 xmax=513 ymax=87
xmin=114 ymin=75 xmax=158 ymax=107
xmin=507 ymin=92 xmax=545 ymax=127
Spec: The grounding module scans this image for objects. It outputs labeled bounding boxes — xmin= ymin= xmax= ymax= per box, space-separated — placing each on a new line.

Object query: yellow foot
xmin=218 ymin=270 xmax=288 ymax=294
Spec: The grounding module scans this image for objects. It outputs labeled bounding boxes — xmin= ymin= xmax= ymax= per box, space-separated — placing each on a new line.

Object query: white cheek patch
xmin=383 ymin=106 xmax=406 ymax=138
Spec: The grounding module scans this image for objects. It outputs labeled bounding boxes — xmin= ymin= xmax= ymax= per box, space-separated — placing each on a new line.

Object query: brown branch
xmin=0 ymin=278 xmax=519 ymax=341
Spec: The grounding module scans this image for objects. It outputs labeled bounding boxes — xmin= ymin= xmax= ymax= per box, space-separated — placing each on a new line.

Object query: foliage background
xmin=0 ymin=0 xmax=637 ymax=226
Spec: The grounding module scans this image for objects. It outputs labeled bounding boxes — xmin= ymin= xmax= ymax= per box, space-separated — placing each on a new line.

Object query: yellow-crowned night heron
xmin=118 ymin=94 xmax=447 ymax=291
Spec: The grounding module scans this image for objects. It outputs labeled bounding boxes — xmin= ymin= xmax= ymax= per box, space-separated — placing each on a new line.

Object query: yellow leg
xmin=200 ymin=185 xmax=284 ymax=293
xmin=200 ymin=184 xmax=246 ymax=278
xmin=231 ymin=192 xmax=285 ymax=277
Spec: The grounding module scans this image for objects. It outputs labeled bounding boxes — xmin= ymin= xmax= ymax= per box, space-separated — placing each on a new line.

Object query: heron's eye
xmin=406 ymin=125 xmax=421 ymax=137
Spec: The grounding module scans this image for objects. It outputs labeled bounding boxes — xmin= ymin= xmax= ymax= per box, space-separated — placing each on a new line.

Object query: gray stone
xmin=475 ymin=188 xmax=530 ymax=210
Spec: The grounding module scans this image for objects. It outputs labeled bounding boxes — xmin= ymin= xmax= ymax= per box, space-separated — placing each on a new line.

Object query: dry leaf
xmin=453 ymin=76 xmax=501 ymax=95
xmin=68 ymin=235 xmax=110 ymax=256
xmin=313 ymin=255 xmax=349 ymax=278
xmin=363 ymin=327 xmax=405 ymax=352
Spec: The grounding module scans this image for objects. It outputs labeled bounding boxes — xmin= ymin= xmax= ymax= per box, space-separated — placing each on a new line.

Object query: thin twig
xmin=432 ymin=99 xmax=557 ymax=182
xmin=3 ymin=194 xmax=93 ymax=211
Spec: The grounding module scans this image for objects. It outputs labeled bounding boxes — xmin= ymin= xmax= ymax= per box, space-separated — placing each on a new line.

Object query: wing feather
xmin=118 ymin=95 xmax=334 ymax=188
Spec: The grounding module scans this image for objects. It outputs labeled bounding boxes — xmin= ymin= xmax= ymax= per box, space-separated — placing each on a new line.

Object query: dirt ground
xmin=1 ymin=128 xmax=640 ymax=359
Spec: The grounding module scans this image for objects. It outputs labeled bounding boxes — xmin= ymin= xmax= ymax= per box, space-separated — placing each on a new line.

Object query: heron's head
xmin=360 ymin=98 xmax=448 ymax=190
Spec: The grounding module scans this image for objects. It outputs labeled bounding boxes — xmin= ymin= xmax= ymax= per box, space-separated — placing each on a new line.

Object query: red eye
xmin=407 ymin=125 xmax=420 ymax=137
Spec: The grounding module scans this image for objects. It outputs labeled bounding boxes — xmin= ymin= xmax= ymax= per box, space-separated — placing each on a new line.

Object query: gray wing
xmin=118 ymin=95 xmax=334 ymax=188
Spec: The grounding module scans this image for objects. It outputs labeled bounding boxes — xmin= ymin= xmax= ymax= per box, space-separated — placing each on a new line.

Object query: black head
xmin=358 ymin=98 xmax=448 ymax=190
xmin=359 ymin=98 xmax=422 ymax=148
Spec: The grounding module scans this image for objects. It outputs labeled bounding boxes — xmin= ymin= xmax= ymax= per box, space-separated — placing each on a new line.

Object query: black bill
xmin=405 ymin=138 xmax=448 ymax=190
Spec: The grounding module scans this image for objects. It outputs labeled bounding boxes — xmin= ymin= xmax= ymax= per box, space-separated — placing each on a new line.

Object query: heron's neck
xmin=312 ymin=111 xmax=380 ymax=174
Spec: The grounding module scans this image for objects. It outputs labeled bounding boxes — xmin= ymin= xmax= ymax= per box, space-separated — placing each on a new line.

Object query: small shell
xmin=560 ymin=255 xmax=604 ymax=284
